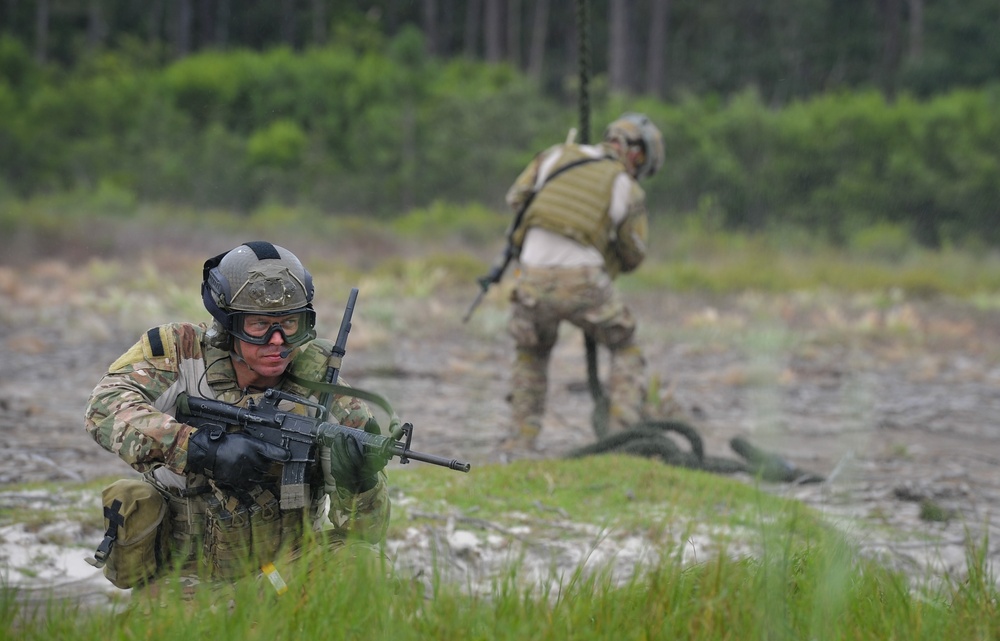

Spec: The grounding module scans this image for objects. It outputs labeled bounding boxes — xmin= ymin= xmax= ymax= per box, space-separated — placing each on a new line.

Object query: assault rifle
xmin=178 ymin=287 xmax=470 ymax=510
xmin=178 ymin=387 xmax=471 ymax=510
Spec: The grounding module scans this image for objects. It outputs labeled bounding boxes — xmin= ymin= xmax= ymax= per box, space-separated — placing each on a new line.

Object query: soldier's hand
xmin=186 ymin=427 xmax=290 ymax=491
xmin=327 ymin=430 xmax=387 ymax=494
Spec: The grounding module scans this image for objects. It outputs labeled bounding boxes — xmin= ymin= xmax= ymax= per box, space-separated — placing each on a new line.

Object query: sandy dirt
xmin=1 ymin=253 xmax=998 ymax=607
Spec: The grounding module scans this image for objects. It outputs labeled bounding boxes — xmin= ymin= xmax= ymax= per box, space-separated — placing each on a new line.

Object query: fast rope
xmin=574 ymin=0 xmax=612 ymax=440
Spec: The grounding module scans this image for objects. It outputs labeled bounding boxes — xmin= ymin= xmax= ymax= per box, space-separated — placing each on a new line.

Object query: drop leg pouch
xmin=91 ymin=478 xmax=171 ymax=589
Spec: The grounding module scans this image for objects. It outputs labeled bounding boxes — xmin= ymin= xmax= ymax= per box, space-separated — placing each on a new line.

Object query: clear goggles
xmin=228 ymin=309 xmax=316 ymax=346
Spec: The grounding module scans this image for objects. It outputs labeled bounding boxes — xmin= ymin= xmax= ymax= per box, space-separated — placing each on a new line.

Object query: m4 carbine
xmin=178 ymin=387 xmax=471 ymax=510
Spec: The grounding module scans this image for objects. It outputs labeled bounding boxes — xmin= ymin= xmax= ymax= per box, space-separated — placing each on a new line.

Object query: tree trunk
xmin=3 ymin=0 xmax=16 ymax=34
xmin=197 ymin=0 xmax=214 ymax=50
xmin=609 ymin=0 xmax=636 ymax=93
xmin=148 ymin=0 xmax=163 ymax=45
xmin=507 ymin=0 xmax=521 ymax=67
xmin=216 ymin=0 xmax=230 ymax=48
xmin=877 ymin=0 xmax=902 ymax=98
xmin=906 ymin=0 xmax=923 ymax=60
xmin=34 ymin=0 xmax=48 ymax=62
xmin=463 ymin=0 xmax=481 ymax=57
xmin=527 ymin=0 xmax=549 ymax=81
xmin=483 ymin=0 xmax=503 ymax=62
xmin=87 ymin=0 xmax=106 ymax=51
xmin=281 ymin=0 xmax=296 ymax=48
xmin=311 ymin=0 xmax=326 ymax=45
xmin=422 ymin=0 xmax=438 ymax=55
xmin=645 ymin=0 xmax=671 ymax=97
xmin=173 ymin=0 xmax=193 ymax=58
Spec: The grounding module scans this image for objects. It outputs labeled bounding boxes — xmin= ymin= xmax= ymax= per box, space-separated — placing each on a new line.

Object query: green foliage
xmin=246 ymin=120 xmax=308 ymax=205
xmin=0 ymin=35 xmax=38 ymax=91
xmin=637 ymin=88 xmax=1000 ymax=247
xmin=2 ymin=43 xmax=1000 ymax=244
xmin=847 ymin=222 xmax=914 ymax=262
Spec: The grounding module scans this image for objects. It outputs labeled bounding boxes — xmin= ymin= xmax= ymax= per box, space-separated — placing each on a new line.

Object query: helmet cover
xmin=603 ymin=112 xmax=664 ymax=180
xmin=201 ymin=241 xmax=316 ymax=346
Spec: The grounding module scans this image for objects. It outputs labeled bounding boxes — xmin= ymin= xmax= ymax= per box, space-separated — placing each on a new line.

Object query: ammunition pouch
xmin=141 ymin=468 xmax=307 ymax=582
xmin=202 ymin=487 xmax=292 ymax=579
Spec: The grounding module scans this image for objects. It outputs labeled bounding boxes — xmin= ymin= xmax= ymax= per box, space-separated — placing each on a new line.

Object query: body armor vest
xmin=510 ymin=144 xmax=625 ymax=266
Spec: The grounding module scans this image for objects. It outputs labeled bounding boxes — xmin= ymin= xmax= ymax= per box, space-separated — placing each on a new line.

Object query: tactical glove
xmin=327 ymin=430 xmax=388 ymax=494
xmin=186 ymin=426 xmax=290 ymax=491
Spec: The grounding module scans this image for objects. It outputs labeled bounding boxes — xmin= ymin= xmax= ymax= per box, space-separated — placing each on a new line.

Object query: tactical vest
xmin=510 ymin=145 xmax=625 ymax=266
xmin=143 ymin=331 xmax=337 ymax=580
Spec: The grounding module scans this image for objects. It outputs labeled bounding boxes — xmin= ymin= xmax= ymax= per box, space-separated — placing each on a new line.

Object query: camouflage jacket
xmin=84 ymin=322 xmax=390 ymax=546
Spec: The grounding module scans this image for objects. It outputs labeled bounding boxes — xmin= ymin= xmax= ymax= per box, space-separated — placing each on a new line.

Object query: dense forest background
xmin=1 ymin=1 xmax=999 ymax=247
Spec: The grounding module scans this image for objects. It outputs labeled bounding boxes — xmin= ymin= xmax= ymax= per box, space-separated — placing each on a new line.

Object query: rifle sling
xmin=287 ymin=375 xmax=404 ymax=439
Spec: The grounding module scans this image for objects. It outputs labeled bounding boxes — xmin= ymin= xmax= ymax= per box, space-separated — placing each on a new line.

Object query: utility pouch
xmin=203 ymin=492 xmax=253 ymax=579
xmin=88 ymin=478 xmax=171 ymax=589
xmin=249 ymin=489 xmax=283 ymax=565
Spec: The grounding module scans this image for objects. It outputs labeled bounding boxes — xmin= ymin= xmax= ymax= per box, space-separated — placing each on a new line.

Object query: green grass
xmin=2 ymin=458 xmax=997 ymax=640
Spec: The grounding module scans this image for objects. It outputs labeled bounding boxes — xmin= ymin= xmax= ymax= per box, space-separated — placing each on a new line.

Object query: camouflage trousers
xmin=507 ymin=265 xmax=647 ymax=445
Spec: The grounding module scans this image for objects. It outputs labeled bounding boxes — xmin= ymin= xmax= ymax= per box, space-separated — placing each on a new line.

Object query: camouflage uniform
xmin=85 ymin=321 xmax=389 ymax=591
xmin=504 ymin=138 xmax=651 ymax=448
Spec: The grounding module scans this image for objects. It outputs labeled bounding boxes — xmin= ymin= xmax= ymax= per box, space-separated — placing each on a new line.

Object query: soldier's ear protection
xmin=201 ymin=248 xmax=232 ymax=328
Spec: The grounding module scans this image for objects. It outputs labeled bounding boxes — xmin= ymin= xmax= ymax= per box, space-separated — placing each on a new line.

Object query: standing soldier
xmin=502 ymin=113 xmax=665 ymax=452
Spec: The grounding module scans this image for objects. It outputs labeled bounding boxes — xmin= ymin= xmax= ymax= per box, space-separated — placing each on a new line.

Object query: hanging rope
xmin=576 ymin=0 xmax=591 ymax=145
xmin=574 ymin=0 xmax=613 ymax=441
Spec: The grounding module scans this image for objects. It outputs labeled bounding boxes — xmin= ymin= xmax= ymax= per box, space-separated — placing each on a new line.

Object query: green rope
xmin=574 ymin=0 xmax=611 ymax=438
xmin=567 ymin=421 xmax=825 ymax=484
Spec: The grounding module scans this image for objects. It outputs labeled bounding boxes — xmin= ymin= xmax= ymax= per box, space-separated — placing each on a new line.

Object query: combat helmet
xmin=201 ymin=241 xmax=317 ymax=350
xmin=603 ymin=112 xmax=664 ymax=180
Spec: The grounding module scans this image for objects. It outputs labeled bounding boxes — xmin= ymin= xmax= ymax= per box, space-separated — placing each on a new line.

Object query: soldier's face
xmin=236 ymin=328 xmax=291 ymax=381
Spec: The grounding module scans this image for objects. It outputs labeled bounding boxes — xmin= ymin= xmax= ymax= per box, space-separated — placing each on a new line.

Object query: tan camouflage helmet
xmin=201 ymin=241 xmax=317 ymax=347
xmin=603 ymin=112 xmax=664 ymax=180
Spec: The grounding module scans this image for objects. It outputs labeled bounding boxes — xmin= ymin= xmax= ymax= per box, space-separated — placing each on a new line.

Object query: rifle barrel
xmin=391 ymin=443 xmax=471 ymax=472
xmin=462 ymin=288 xmax=487 ymax=323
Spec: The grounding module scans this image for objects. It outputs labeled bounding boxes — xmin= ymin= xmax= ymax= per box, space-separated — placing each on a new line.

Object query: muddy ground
xmin=1 ymin=253 xmax=998 ymax=607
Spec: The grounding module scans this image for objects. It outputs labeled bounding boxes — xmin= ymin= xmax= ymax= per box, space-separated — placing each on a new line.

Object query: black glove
xmin=186 ymin=426 xmax=290 ymax=491
xmin=327 ymin=430 xmax=388 ymax=494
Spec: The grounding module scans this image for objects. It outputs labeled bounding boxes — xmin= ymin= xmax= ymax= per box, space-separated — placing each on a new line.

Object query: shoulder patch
xmin=140 ymin=325 xmax=177 ymax=369
xmin=141 ymin=326 xmax=176 ymax=367
xmin=146 ymin=327 xmax=165 ymax=357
